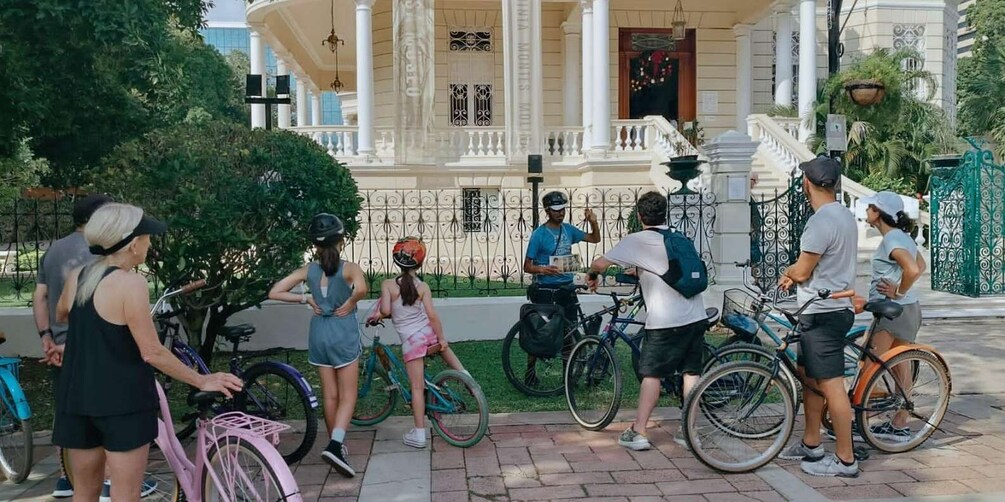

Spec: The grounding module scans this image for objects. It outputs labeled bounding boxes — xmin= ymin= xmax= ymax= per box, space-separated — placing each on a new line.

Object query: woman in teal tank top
xmin=269 ymin=214 xmax=368 ymax=478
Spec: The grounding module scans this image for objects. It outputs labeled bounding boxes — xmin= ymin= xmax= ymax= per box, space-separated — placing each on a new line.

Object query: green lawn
xmin=20 ymin=338 xmax=664 ymax=430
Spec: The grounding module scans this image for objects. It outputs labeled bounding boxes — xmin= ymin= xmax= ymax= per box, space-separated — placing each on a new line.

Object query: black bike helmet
xmin=308 ymin=213 xmax=344 ymax=243
xmin=542 ymin=191 xmax=568 ymax=211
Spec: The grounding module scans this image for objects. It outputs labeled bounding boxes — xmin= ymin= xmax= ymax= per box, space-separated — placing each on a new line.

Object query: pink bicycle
xmin=62 ymin=382 xmax=303 ymax=501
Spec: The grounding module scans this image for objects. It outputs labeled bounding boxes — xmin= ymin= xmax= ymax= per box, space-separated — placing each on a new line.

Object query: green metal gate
xmin=930 ymin=141 xmax=1005 ymax=297
xmin=750 ymin=175 xmax=812 ymax=290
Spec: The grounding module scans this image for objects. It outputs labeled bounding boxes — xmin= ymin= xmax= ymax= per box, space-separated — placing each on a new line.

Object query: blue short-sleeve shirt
xmin=526 ymin=222 xmax=587 ymax=286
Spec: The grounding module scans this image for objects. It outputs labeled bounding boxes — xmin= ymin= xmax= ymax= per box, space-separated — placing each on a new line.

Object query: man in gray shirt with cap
xmin=776 ymin=156 xmax=860 ymax=478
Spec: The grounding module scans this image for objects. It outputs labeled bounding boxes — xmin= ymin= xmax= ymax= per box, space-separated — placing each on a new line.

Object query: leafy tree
xmin=0 ymin=0 xmax=241 ymax=186
xmin=98 ymin=122 xmax=361 ymax=361
xmin=0 ymin=140 xmax=49 ymax=207
xmin=957 ymin=0 xmax=1005 ymax=151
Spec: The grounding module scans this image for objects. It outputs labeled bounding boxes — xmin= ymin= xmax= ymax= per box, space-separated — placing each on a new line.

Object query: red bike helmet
xmin=392 ymin=237 xmax=426 ymax=268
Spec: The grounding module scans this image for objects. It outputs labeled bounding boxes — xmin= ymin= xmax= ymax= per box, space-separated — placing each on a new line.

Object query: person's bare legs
xmin=67 ymin=448 xmax=105 ymax=502
xmin=333 ymin=361 xmax=359 ymax=434
xmin=318 ymin=366 xmax=338 ymax=437
xmin=405 ymin=359 xmax=426 ymax=430
xmin=106 ymin=445 xmax=150 ymax=501
xmin=869 ymin=330 xmax=912 ymax=427
xmin=439 ymin=347 xmax=466 ymax=373
xmin=818 ymin=377 xmax=855 ymax=463
xmin=682 ymin=373 xmax=700 ymax=400
xmin=633 ymin=377 xmax=661 ymax=435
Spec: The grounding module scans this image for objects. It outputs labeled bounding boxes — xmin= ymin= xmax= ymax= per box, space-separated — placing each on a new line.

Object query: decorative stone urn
xmin=844 ymin=79 xmax=886 ymax=106
xmin=661 ymin=155 xmax=705 ymax=195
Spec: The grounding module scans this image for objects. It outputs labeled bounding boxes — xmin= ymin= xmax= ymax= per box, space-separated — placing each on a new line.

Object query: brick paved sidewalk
xmin=7 ymin=393 xmax=1005 ymax=501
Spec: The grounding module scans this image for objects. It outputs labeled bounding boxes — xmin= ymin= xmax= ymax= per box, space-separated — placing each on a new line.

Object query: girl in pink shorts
xmin=367 ymin=237 xmax=468 ymax=449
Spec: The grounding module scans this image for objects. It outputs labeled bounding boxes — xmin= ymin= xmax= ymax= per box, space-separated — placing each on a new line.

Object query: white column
xmin=734 ymin=24 xmax=754 ymax=132
xmin=311 ymin=91 xmax=322 ymax=126
xmin=581 ymin=0 xmax=593 ymax=145
xmin=591 ymin=0 xmax=610 ymax=152
xmin=355 ymin=0 xmax=376 ymax=155
xmin=706 ymin=131 xmax=760 ymax=286
xmin=295 ymin=77 xmax=308 ymax=126
xmin=502 ymin=0 xmax=544 ymax=159
xmin=249 ymin=31 xmax=266 ymax=128
xmin=797 ymin=0 xmax=818 ymax=142
xmin=276 ymin=60 xmax=291 ymax=129
xmin=774 ymin=4 xmax=795 ymax=108
xmin=561 ymin=21 xmax=582 ymax=126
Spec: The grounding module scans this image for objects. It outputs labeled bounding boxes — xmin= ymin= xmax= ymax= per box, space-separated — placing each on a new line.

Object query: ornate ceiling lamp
xmin=322 ymin=0 xmax=345 ymax=93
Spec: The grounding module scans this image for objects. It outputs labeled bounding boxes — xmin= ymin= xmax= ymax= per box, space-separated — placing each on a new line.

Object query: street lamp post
xmin=245 ymin=74 xmax=292 ymax=130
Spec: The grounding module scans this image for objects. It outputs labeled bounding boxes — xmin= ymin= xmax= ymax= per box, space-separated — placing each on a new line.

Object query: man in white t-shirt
xmin=586 ymin=191 xmax=707 ymax=451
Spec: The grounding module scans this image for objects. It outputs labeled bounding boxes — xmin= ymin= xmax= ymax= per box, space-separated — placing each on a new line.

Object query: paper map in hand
xmin=549 ymin=254 xmax=582 ymax=273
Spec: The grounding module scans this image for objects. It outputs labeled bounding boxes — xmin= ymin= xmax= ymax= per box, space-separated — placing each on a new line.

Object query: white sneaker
xmin=778 ymin=441 xmax=825 ymax=461
xmin=673 ymin=426 xmax=701 ymax=450
xmin=801 ymin=454 xmax=859 ymax=478
xmin=403 ymin=428 xmax=427 ymax=449
xmin=618 ymin=427 xmax=651 ymax=451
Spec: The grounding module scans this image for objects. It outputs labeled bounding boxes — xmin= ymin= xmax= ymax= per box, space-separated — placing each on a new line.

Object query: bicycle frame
xmin=359 ymin=333 xmax=461 ymax=415
xmin=153 ymin=382 xmax=301 ymax=502
xmin=0 ymin=358 xmax=31 ymax=420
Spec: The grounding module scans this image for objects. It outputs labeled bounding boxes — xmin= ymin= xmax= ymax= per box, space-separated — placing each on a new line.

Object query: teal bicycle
xmin=0 ymin=349 xmax=33 ymax=484
xmin=351 ymin=321 xmax=489 ymax=448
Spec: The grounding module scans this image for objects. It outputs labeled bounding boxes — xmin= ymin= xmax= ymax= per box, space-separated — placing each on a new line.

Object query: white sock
xmin=413 ymin=427 xmax=426 ymax=441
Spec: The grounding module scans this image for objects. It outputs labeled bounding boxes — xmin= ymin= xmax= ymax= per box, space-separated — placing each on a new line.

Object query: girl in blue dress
xmin=270 ymin=213 xmax=367 ymax=478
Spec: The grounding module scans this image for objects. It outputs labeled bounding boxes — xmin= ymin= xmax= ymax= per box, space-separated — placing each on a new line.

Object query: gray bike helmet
xmin=542 ymin=191 xmax=568 ymax=211
xmin=308 ymin=213 xmax=344 ymax=243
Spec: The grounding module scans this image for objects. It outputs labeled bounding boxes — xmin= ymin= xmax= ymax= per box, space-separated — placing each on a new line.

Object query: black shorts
xmin=796 ymin=309 xmax=855 ymax=380
xmin=638 ymin=320 xmax=707 ymax=378
xmin=53 ymin=409 xmax=158 ymax=452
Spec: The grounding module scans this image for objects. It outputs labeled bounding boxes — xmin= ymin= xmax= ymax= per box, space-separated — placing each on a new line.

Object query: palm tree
xmin=959 ymin=43 xmax=1005 ymax=158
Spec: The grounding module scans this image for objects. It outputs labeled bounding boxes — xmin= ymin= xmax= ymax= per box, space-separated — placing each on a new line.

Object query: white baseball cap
xmin=860 ymin=191 xmax=905 ymax=217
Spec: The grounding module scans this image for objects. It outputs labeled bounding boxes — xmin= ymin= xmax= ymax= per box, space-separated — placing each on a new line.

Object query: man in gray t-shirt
xmin=32 ymin=193 xmax=110 ymax=498
xmin=776 ymin=157 xmax=861 ymax=478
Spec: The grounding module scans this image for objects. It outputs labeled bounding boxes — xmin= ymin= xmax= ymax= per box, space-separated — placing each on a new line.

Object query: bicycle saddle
xmin=222 ymin=324 xmax=256 ymax=343
xmin=864 ymin=300 xmax=904 ymax=320
xmin=188 ymin=391 xmax=225 ymax=409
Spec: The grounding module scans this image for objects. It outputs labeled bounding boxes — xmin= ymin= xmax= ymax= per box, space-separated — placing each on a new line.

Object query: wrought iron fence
xmin=930 ymin=141 xmax=1005 ymax=297
xmin=749 ymin=176 xmax=810 ymax=291
xmin=1 ymin=187 xmax=720 ymax=304
xmin=344 ymin=187 xmax=718 ymax=297
xmin=0 ymin=197 xmax=76 ymax=305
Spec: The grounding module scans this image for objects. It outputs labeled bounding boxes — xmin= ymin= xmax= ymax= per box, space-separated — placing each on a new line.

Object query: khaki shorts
xmin=874 ymin=302 xmax=922 ymax=343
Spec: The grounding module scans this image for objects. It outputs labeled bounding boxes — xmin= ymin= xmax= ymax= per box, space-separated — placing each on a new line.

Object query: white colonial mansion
xmin=243 ymin=0 xmax=957 ymax=198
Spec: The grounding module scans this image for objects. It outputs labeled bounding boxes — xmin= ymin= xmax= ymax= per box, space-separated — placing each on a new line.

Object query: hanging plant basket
xmin=844 ymin=79 xmax=886 ymax=106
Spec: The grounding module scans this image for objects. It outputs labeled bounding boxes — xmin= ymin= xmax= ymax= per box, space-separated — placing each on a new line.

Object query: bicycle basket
xmin=720 ymin=289 xmax=766 ymax=341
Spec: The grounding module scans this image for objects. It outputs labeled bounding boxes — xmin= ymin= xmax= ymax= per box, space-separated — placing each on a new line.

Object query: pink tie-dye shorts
xmin=400 ymin=325 xmax=439 ymax=363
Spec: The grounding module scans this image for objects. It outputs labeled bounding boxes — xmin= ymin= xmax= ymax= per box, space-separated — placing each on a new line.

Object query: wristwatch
xmin=38 ymin=328 xmax=53 ymax=339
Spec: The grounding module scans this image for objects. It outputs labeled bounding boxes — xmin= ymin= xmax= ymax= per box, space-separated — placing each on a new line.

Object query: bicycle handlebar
xmin=179 ymin=279 xmax=207 ymax=295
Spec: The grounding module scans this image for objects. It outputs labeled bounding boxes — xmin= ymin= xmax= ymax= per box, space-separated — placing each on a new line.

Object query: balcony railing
xmin=293 ymin=116 xmax=696 ymax=168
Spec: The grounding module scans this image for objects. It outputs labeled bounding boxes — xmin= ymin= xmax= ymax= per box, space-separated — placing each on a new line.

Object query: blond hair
xmin=76 ymin=203 xmax=144 ymax=305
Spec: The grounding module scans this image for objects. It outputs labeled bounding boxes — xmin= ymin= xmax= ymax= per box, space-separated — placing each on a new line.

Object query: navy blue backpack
xmin=645 ymin=227 xmax=709 ymax=298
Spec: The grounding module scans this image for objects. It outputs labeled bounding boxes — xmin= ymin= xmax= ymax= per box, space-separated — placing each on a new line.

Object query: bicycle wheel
xmin=565 ymin=337 xmax=622 ymax=431
xmin=501 ymin=322 xmax=568 ymax=397
xmin=857 ymin=349 xmax=951 ymax=454
xmin=62 ymin=445 xmax=182 ymax=501
xmin=428 ymin=370 xmax=489 ymax=448
xmin=705 ymin=342 xmax=802 ymax=414
xmin=352 ymin=363 xmax=397 ymax=426
xmin=235 ymin=364 xmax=318 ymax=465
xmin=683 ymin=362 xmax=796 ymax=473
xmin=202 ymin=434 xmax=302 ymax=501
xmin=0 ymin=380 xmax=31 ymax=483
xmin=628 ymin=330 xmax=644 ymax=382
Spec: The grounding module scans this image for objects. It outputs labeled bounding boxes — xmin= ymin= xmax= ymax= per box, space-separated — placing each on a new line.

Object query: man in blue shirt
xmin=520 ymin=191 xmax=600 ymax=388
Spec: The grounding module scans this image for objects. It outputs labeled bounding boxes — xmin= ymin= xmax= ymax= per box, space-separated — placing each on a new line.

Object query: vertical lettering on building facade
xmin=394 ymin=0 xmax=436 ymax=163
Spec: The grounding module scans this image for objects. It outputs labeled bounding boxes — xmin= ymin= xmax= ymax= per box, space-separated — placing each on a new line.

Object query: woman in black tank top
xmin=50 ymin=203 xmax=243 ymax=501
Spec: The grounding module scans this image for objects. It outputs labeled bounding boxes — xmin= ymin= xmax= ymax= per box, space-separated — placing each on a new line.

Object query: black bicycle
xmin=501 ymin=283 xmax=601 ymax=397
xmin=563 ymin=274 xmax=722 ymax=430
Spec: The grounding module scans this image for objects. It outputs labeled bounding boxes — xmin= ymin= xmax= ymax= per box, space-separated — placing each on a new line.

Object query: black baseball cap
xmin=72 ymin=194 xmax=113 ymax=226
xmin=799 ymin=156 xmax=841 ymax=188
